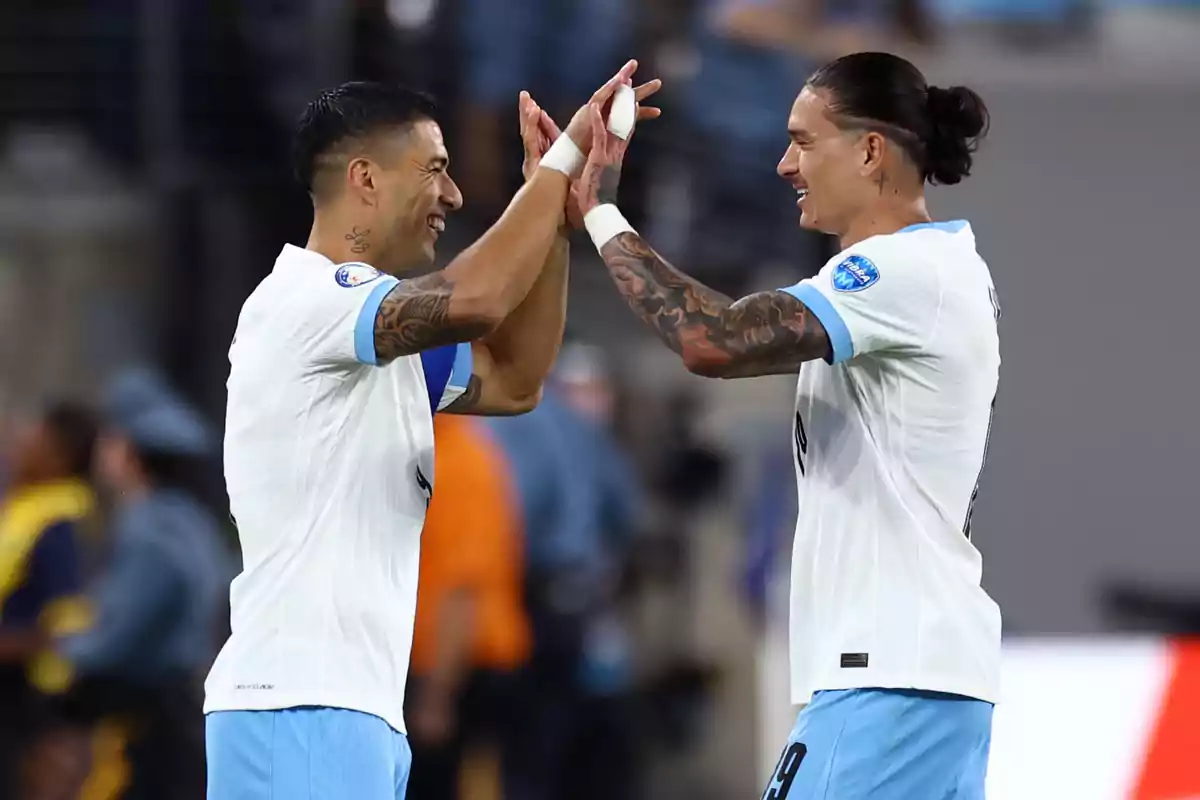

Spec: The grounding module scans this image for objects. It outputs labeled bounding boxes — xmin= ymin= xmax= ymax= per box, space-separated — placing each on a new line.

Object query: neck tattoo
xmin=346 ymin=226 xmax=371 ymax=255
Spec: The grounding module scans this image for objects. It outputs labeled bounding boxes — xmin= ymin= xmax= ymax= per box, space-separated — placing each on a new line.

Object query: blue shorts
xmin=206 ymin=707 xmax=411 ymax=800
xmin=762 ymin=689 xmax=993 ymax=800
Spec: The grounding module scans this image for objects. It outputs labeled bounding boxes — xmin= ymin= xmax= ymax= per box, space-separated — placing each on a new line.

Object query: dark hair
xmin=42 ymin=402 xmax=98 ymax=479
xmin=292 ymin=81 xmax=438 ymax=194
xmin=807 ymin=52 xmax=990 ymax=186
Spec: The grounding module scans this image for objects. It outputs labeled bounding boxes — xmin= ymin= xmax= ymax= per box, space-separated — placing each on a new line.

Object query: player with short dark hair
xmin=205 ymin=64 xmax=661 ymax=800
xmin=573 ymin=51 xmax=999 ymax=798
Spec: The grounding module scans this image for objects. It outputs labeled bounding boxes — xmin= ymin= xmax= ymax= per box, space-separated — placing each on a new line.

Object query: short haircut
xmin=42 ymin=401 xmax=98 ymax=479
xmin=292 ymin=81 xmax=438 ymax=196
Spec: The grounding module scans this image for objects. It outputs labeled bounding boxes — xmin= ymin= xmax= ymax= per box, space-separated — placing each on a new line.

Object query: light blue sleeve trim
xmin=353 ymin=276 xmax=400 ymax=365
xmin=780 ymin=282 xmax=854 ymax=364
xmin=438 ymin=342 xmax=475 ymax=410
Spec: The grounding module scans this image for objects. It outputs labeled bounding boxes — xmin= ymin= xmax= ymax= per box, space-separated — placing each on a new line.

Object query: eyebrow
xmin=428 ymin=154 xmax=449 ymax=169
xmin=788 ymin=127 xmax=813 ymax=142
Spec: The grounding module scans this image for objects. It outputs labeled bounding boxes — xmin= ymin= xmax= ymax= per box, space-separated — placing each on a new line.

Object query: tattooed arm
xmin=440 ymin=94 xmax=577 ymax=416
xmin=599 ymin=234 xmax=829 ymax=377
xmin=372 ymin=170 xmax=567 ymax=363
xmin=573 ymin=102 xmax=828 ymax=379
xmin=373 ymin=63 xmax=651 ymax=368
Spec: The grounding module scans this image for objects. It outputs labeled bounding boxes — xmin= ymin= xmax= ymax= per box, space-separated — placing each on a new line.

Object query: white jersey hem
xmin=204 ymin=691 xmax=408 ymax=736
xmin=792 ymin=673 xmax=998 ymax=708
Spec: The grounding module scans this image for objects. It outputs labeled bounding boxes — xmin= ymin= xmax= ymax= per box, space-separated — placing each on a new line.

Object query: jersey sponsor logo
xmin=334 ymin=263 xmax=383 ymax=288
xmin=831 ymin=255 xmax=879 ymax=293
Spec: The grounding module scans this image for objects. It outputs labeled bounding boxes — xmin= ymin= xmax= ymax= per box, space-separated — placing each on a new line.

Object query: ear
xmin=346 ymin=156 xmax=376 ymax=204
xmin=861 ymin=131 xmax=887 ymax=175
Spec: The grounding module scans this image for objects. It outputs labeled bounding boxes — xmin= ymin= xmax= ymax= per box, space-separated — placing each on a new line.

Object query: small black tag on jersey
xmin=840 ymin=653 xmax=869 ymax=668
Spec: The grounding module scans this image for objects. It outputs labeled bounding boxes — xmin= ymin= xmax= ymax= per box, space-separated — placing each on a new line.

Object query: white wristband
xmin=583 ymin=204 xmax=635 ymax=250
xmin=539 ymin=135 xmax=585 ymax=178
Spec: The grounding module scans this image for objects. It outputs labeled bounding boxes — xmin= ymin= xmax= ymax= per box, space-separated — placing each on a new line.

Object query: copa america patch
xmin=334 ymin=263 xmax=383 ymax=288
xmin=831 ymin=255 xmax=880 ymax=293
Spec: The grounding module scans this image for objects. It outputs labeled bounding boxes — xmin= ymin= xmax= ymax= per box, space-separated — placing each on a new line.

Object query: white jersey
xmin=204 ymin=244 xmax=472 ymax=734
xmin=779 ymin=220 xmax=1002 ymax=706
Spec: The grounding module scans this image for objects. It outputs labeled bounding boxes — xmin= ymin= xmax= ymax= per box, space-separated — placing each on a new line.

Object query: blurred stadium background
xmin=2 ymin=0 xmax=1200 ymax=798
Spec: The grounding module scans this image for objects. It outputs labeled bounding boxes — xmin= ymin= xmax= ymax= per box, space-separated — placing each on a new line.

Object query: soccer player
xmin=204 ymin=65 xmax=661 ymax=799
xmin=574 ymin=52 xmax=1000 ymax=798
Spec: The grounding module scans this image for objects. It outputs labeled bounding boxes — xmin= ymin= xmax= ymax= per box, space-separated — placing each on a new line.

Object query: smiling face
xmin=775 ymin=86 xmax=888 ymax=237
xmin=367 ymin=119 xmax=463 ymax=270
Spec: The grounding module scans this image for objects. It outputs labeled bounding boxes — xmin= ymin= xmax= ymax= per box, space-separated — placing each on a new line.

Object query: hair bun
xmin=923 ymin=85 xmax=990 ymax=185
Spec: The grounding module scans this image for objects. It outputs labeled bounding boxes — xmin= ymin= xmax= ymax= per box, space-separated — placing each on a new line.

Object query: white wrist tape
xmin=583 ymin=204 xmax=635 ymax=250
xmin=539 ymin=135 xmax=585 ymax=178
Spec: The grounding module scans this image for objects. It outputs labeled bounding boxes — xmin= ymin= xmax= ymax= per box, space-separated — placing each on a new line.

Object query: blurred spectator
xmin=681 ymin=0 xmax=931 ymax=295
xmin=486 ymin=343 xmax=644 ymax=800
xmin=407 ymin=414 xmax=532 ymax=800
xmin=741 ymin=438 xmax=797 ymax=624
xmin=456 ymin=0 xmax=633 ymax=220
xmin=48 ymin=370 xmax=231 ymax=800
xmin=0 ymin=402 xmax=96 ymax=799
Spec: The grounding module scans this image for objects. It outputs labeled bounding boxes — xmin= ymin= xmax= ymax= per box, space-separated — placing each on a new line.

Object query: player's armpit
xmin=373 ymin=273 xmax=498 ymax=363
xmin=598 ymin=232 xmax=831 ymax=378
xmin=441 ymin=342 xmax=541 ymax=416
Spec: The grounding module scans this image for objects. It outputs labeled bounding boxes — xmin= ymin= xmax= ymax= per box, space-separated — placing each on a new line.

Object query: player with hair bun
xmin=572 ymin=52 xmax=1001 ymax=798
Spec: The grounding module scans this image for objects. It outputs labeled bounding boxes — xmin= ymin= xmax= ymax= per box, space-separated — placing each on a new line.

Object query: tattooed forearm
xmin=346 ymin=226 xmax=371 ymax=254
xmin=598 ymin=233 xmax=831 ymax=377
xmin=373 ymin=273 xmax=493 ymax=362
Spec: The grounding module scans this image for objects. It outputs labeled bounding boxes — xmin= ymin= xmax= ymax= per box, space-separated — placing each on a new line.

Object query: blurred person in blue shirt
xmin=0 ymin=401 xmax=96 ymax=798
xmin=51 ymin=369 xmax=231 ymax=800
xmin=485 ymin=342 xmax=644 ymax=800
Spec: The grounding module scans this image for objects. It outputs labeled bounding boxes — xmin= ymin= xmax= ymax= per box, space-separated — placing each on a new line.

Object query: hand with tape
xmin=574 ymin=98 xmax=636 ymax=220
xmin=537 ymin=60 xmax=661 ymax=182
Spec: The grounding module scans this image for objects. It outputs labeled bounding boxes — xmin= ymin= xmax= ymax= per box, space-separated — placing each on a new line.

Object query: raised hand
xmin=526 ymin=70 xmax=661 ymax=228
xmin=519 ymin=91 xmax=564 ymax=182
xmin=562 ymin=60 xmax=663 ymax=154
xmin=574 ymin=101 xmax=636 ymax=218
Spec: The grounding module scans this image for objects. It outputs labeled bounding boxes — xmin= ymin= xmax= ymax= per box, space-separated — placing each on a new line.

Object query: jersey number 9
xmin=763 ymin=741 xmax=807 ymax=799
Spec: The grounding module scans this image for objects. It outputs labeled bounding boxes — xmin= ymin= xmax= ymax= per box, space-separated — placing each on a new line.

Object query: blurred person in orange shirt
xmin=406 ymin=414 xmax=531 ymax=800
xmin=484 ymin=344 xmax=645 ymax=800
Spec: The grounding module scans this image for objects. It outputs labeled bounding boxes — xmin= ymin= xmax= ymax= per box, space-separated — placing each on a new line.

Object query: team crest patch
xmin=831 ymin=255 xmax=880 ymax=293
xmin=335 ymin=263 xmax=383 ymax=288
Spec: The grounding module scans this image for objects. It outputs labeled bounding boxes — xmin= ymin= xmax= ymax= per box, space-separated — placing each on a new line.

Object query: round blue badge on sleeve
xmin=334 ymin=263 xmax=383 ymax=288
xmin=831 ymin=255 xmax=880 ymax=293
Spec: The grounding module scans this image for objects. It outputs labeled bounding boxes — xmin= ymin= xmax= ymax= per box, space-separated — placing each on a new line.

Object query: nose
xmin=777 ymin=143 xmax=799 ymax=180
xmin=441 ymin=174 xmax=463 ymax=212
